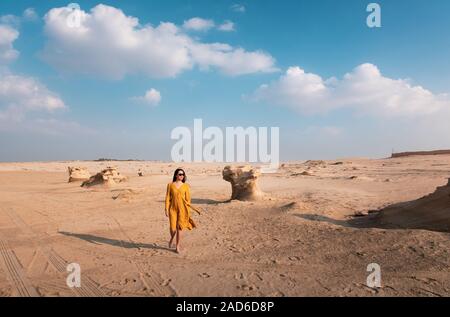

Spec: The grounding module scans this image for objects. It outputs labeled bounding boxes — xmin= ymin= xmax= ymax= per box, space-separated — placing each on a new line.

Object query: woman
xmin=165 ymin=168 xmax=200 ymax=253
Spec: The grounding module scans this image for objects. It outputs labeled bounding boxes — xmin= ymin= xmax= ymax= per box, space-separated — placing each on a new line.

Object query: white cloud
xmin=191 ymin=43 xmax=276 ymax=76
xmin=183 ymin=17 xmax=215 ymax=31
xmin=231 ymin=4 xmax=246 ymax=13
xmin=218 ymin=20 xmax=235 ymax=32
xmin=0 ymin=16 xmax=83 ymax=138
xmin=184 ymin=18 xmax=235 ymax=32
xmin=0 ymin=25 xmax=20 ymax=64
xmin=251 ymin=63 xmax=450 ymax=117
xmin=23 ymin=8 xmax=39 ymax=21
xmin=0 ymin=8 xmax=39 ymax=27
xmin=133 ymin=88 xmax=161 ymax=106
xmin=0 ymin=9 xmax=39 ymax=65
xmin=0 ymin=15 xmax=20 ymax=26
xmin=0 ymin=72 xmax=92 ymax=137
xmin=41 ymin=4 xmax=276 ymax=79
xmin=0 ymin=73 xmax=65 ymax=122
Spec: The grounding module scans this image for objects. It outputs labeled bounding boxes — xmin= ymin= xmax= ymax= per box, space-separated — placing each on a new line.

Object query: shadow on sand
xmin=58 ymin=231 xmax=174 ymax=252
xmin=294 ymin=214 xmax=353 ymax=227
xmin=191 ymin=198 xmax=230 ymax=205
xmin=294 ymin=213 xmax=384 ymax=229
xmin=295 ymin=179 xmax=450 ymax=233
xmin=294 ymin=211 xmax=450 ymax=233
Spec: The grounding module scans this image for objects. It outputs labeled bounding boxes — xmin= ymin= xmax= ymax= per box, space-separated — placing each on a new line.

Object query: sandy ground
xmin=0 ymin=156 xmax=449 ymax=297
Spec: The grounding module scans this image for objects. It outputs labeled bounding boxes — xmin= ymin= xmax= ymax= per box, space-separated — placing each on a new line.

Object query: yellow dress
xmin=165 ymin=182 xmax=198 ymax=231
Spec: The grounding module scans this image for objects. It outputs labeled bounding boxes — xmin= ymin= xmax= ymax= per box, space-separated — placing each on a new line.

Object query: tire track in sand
xmin=6 ymin=208 xmax=106 ymax=297
xmin=107 ymin=215 xmax=177 ymax=296
xmin=0 ymin=240 xmax=39 ymax=297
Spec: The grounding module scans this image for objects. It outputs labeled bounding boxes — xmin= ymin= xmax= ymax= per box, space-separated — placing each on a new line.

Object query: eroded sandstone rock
xmin=81 ymin=167 xmax=127 ymax=187
xmin=222 ymin=165 xmax=263 ymax=201
xmin=68 ymin=167 xmax=90 ymax=183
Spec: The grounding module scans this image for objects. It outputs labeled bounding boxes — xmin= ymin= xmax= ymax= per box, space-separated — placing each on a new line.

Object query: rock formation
xmin=222 ymin=165 xmax=263 ymax=201
xmin=304 ymin=160 xmax=326 ymax=168
xmin=68 ymin=167 xmax=90 ymax=183
xmin=371 ymin=178 xmax=450 ymax=232
xmin=81 ymin=167 xmax=127 ymax=187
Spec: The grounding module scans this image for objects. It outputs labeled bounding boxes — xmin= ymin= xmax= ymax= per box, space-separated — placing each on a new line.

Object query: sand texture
xmin=0 ymin=156 xmax=449 ymax=297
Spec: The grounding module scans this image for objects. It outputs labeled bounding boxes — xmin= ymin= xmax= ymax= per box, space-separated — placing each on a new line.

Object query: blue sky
xmin=1 ymin=0 xmax=450 ymax=162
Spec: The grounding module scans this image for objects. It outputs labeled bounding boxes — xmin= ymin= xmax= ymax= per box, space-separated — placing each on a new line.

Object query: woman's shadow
xmin=191 ymin=198 xmax=230 ymax=205
xmin=58 ymin=231 xmax=173 ymax=252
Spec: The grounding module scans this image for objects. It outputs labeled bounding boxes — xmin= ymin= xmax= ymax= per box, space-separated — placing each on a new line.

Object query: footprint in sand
xmin=238 ymin=284 xmax=256 ymax=291
xmin=251 ymin=272 xmax=264 ymax=281
xmin=162 ymin=279 xmax=171 ymax=286
xmin=229 ymin=245 xmax=241 ymax=253
xmin=199 ymin=273 xmax=210 ymax=278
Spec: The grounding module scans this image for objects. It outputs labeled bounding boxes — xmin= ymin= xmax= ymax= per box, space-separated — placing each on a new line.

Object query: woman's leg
xmin=169 ymin=229 xmax=176 ymax=248
xmin=176 ymin=227 xmax=181 ymax=253
xmin=169 ymin=209 xmax=177 ymax=248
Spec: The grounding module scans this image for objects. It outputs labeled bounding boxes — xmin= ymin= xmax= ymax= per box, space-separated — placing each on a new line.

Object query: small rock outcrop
xmin=222 ymin=166 xmax=263 ymax=201
xmin=304 ymin=160 xmax=326 ymax=168
xmin=68 ymin=167 xmax=90 ymax=183
xmin=81 ymin=167 xmax=127 ymax=187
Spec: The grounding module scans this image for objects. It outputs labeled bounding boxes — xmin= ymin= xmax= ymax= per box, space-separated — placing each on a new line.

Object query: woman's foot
xmin=175 ymin=245 xmax=181 ymax=254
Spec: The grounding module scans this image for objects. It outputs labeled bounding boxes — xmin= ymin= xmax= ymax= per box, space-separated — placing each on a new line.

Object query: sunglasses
xmin=177 ymin=173 xmax=185 ymax=176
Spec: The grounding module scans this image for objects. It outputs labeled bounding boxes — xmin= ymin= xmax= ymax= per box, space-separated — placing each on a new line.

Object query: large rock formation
xmin=222 ymin=165 xmax=263 ymax=201
xmin=81 ymin=167 xmax=127 ymax=187
xmin=68 ymin=167 xmax=90 ymax=183
xmin=370 ymin=178 xmax=450 ymax=232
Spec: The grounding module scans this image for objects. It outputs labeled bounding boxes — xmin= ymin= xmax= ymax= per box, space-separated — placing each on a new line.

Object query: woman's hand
xmin=165 ymin=210 xmax=169 ymax=217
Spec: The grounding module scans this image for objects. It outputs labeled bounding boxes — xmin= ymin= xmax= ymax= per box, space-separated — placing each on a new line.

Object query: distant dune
xmin=391 ymin=149 xmax=450 ymax=158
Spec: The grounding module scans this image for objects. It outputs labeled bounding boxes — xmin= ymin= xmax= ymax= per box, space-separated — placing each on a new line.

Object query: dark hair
xmin=172 ymin=168 xmax=187 ymax=183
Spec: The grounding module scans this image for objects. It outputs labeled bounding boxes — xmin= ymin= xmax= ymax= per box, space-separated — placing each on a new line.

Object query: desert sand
xmin=0 ymin=155 xmax=449 ymax=297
